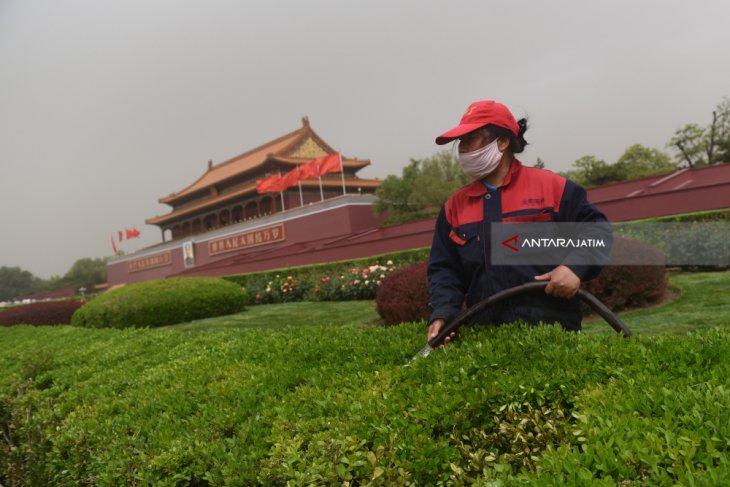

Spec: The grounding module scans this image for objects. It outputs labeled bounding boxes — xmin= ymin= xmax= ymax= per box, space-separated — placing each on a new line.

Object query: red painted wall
xmin=107 ymin=202 xmax=385 ymax=285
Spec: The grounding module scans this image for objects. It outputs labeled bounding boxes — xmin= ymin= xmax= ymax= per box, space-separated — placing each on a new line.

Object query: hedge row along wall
xmin=0 ymin=301 xmax=84 ymax=327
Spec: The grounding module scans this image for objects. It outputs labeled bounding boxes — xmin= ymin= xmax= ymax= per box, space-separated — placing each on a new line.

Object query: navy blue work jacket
xmin=427 ymin=160 xmax=611 ymax=331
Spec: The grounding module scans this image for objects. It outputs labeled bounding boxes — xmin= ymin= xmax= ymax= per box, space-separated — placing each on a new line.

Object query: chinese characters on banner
xmin=127 ymin=251 xmax=173 ymax=273
xmin=208 ymin=224 xmax=286 ymax=256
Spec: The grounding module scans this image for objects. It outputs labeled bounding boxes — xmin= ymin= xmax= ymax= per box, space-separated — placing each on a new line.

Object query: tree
xmin=60 ymin=257 xmax=109 ymax=291
xmin=562 ymin=145 xmax=678 ymax=188
xmin=408 ymin=152 xmax=470 ymax=208
xmin=373 ymin=159 xmax=420 ymax=215
xmin=614 ymin=144 xmax=677 ymax=180
xmin=668 ymin=123 xmax=707 ymax=168
xmin=667 ymin=97 xmax=730 ymax=167
xmin=562 ymin=155 xmax=625 ymax=187
xmin=0 ymin=266 xmax=41 ymax=301
xmin=374 ymin=151 xmax=470 ymax=223
xmin=714 ymin=97 xmax=730 ymax=163
xmin=534 ymin=157 xmax=546 ymax=169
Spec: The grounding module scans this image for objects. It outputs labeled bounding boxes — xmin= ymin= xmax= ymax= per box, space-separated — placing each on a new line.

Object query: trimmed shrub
xmin=1 ymin=323 xmax=729 ymax=485
xmin=583 ymin=237 xmax=668 ymax=310
xmin=0 ymin=301 xmax=84 ymax=327
xmin=615 ymin=219 xmax=728 ymax=271
xmin=70 ymin=277 xmax=248 ymax=328
xmin=636 ymin=207 xmax=730 ymax=223
xmin=375 ymin=261 xmax=429 ymax=325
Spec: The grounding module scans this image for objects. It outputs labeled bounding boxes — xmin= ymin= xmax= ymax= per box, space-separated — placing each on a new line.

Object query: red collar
xmin=462 ymin=159 xmax=523 ymax=197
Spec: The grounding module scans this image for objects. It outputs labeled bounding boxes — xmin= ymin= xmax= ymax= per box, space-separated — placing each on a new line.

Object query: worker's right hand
xmin=427 ymin=319 xmax=456 ymax=348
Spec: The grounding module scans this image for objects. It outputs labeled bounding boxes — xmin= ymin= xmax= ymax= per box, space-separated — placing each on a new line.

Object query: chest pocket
xmin=502 ymin=209 xmax=554 ymax=224
xmin=449 ymin=227 xmax=483 ymax=267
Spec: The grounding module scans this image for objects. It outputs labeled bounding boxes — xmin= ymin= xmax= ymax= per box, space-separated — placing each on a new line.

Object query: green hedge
xmin=70 ymin=277 xmax=248 ymax=329
xmin=223 ymin=248 xmax=430 ymax=304
xmin=1 ymin=323 xmax=729 ymax=485
xmin=632 ymin=208 xmax=730 ymax=223
xmin=614 ymin=215 xmax=729 ymax=270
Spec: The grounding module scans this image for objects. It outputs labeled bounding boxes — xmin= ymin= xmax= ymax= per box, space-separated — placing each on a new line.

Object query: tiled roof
xmin=159 ymin=118 xmax=370 ymax=204
xmin=146 ymin=178 xmax=381 ymax=226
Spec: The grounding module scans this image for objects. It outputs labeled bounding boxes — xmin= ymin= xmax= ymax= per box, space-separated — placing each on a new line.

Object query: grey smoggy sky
xmin=1 ymin=0 xmax=729 ymax=279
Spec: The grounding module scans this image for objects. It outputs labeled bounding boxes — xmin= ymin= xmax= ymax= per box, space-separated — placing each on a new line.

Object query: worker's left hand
xmin=534 ymin=265 xmax=580 ymax=299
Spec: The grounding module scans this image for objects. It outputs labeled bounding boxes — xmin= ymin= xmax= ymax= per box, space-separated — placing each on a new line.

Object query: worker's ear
xmin=497 ymin=137 xmax=510 ymax=152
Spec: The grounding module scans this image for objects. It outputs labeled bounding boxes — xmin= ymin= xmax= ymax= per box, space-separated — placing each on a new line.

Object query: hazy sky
xmin=1 ymin=0 xmax=729 ymax=278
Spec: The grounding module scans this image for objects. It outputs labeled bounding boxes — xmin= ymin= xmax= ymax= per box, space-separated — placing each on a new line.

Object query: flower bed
xmin=313 ymin=264 xmax=393 ymax=301
xmin=248 ymin=261 xmax=400 ymax=305
xmin=224 ymin=248 xmax=430 ymax=305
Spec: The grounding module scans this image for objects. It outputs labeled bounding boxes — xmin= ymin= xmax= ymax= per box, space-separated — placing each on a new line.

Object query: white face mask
xmin=458 ymin=138 xmax=503 ymax=181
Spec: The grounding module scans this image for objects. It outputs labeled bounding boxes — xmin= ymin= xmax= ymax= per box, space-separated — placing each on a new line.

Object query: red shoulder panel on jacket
xmin=501 ymin=166 xmax=566 ymax=214
xmin=444 ymin=181 xmax=484 ymax=227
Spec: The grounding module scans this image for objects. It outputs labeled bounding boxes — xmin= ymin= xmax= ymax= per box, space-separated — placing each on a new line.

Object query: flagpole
xmin=296 ymin=164 xmax=304 ymax=207
xmin=339 ymin=153 xmax=346 ymax=195
xmin=278 ymin=170 xmax=286 ymax=211
xmin=318 ymin=176 xmax=324 ymax=201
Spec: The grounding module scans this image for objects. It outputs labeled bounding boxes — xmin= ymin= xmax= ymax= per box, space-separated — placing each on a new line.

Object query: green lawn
xmin=583 ymin=270 xmax=730 ymax=335
xmin=168 ymin=300 xmax=381 ymax=331
xmin=169 ymin=270 xmax=730 ymax=337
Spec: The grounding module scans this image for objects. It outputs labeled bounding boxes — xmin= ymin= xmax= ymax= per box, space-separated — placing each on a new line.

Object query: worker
xmin=427 ymin=100 xmax=611 ymax=345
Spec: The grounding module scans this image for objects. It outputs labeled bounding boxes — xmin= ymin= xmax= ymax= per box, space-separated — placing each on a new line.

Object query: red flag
xmin=126 ymin=227 xmax=141 ymax=239
xmin=118 ymin=230 xmax=124 ymax=242
xmin=256 ymin=174 xmax=283 ymax=194
xmin=318 ymin=152 xmax=342 ymax=176
xmin=297 ymin=152 xmax=342 ymax=180
xmin=111 ymin=234 xmax=118 ymax=253
xmin=299 ymin=159 xmax=321 ymax=179
xmin=278 ymin=166 xmax=302 ymax=190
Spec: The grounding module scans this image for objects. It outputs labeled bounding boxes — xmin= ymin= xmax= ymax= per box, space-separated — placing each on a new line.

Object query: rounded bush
xmin=71 ymin=277 xmax=248 ymax=329
xmin=0 ymin=300 xmax=84 ymax=327
xmin=375 ymin=261 xmax=429 ymax=325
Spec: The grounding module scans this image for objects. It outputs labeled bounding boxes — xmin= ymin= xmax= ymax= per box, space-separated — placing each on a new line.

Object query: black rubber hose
xmin=428 ymin=281 xmax=632 ymax=348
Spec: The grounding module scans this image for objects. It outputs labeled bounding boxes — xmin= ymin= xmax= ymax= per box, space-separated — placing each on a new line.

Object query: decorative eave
xmin=158 ymin=118 xmax=364 ymax=206
xmin=266 ymin=155 xmax=371 ymax=171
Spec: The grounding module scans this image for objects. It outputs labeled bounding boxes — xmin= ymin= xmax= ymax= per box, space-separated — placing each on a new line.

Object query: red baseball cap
xmin=435 ymin=100 xmax=519 ymax=145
